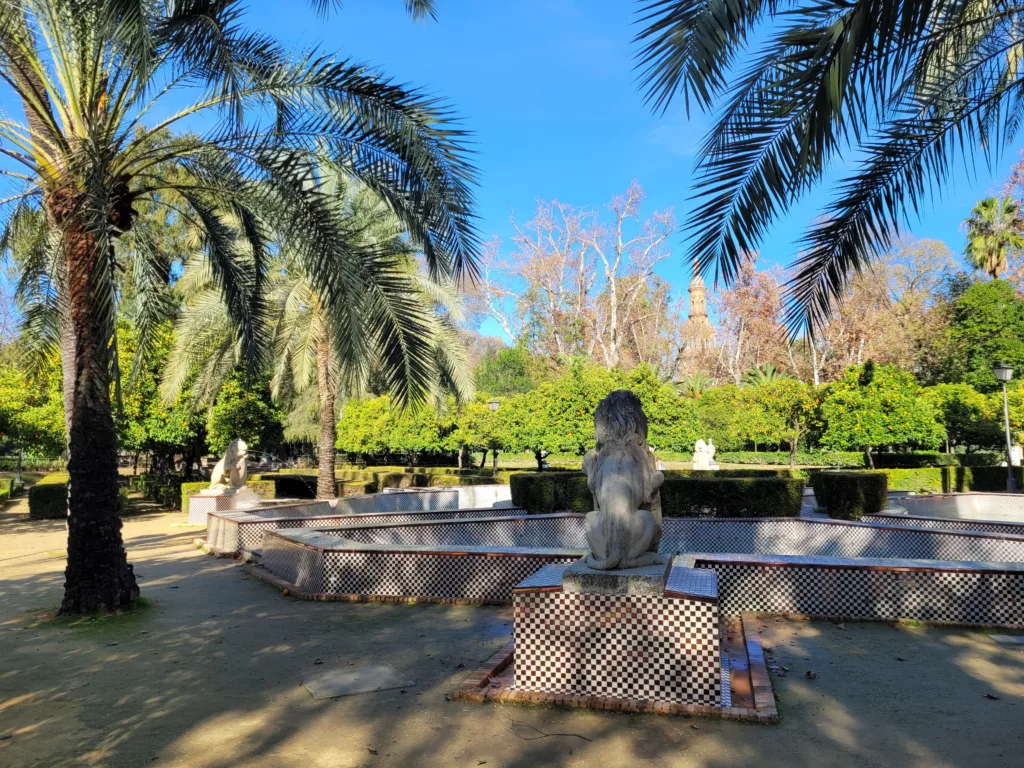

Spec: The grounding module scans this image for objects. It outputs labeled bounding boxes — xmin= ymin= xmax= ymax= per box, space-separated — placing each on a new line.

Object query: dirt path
xmin=1 ymin=512 xmax=1022 ymax=767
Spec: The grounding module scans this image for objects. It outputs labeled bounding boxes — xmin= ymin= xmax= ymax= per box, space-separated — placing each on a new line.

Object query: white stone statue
xmin=693 ymin=439 xmax=710 ymax=470
xmin=707 ymin=439 xmax=717 ymax=468
xmin=581 ymin=390 xmax=666 ymax=570
xmin=203 ymin=439 xmax=249 ymax=495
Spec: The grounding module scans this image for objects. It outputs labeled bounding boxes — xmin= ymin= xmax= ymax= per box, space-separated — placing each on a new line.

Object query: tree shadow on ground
xmin=0 ymin=514 xmax=1022 ymax=767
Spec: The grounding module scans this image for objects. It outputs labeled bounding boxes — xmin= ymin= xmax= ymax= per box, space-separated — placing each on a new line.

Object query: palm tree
xmin=673 ymin=372 xmax=715 ymax=399
xmin=741 ymin=364 xmax=792 ymax=387
xmin=0 ymin=1 xmax=478 ymax=614
xmin=963 ymin=197 xmax=1024 ymax=278
xmin=634 ymin=1 xmax=1024 ymax=333
xmin=166 ymin=163 xmax=473 ymax=499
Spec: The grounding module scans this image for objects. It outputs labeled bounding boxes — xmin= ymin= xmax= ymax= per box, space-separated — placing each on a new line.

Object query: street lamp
xmin=993 ymin=364 xmax=1018 ymax=492
xmin=487 ymin=400 xmax=500 ymax=470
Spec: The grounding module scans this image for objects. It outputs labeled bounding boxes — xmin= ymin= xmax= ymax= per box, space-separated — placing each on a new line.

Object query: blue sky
xmin=5 ymin=1 xmax=1019 ymax=338
xmin=242 ymin=0 xmax=1021 ymax=336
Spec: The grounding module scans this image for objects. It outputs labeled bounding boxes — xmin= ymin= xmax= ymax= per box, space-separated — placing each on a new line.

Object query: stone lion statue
xmin=207 ymin=439 xmax=249 ymax=494
xmin=581 ymin=390 xmax=665 ymax=570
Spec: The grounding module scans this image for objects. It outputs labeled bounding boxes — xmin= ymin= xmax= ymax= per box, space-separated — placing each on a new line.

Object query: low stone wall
xmin=207 ymin=505 xmax=528 ymax=555
xmin=253 ymin=517 xmax=1024 ymax=626
xmin=260 ymin=528 xmax=581 ymax=602
xmin=693 ymin=552 xmax=1024 ymax=627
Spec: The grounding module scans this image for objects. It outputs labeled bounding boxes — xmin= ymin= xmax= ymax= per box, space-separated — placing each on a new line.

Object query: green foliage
xmin=818 ymin=364 xmax=944 ymax=453
xmin=659 ymin=476 xmax=805 ymax=518
xmin=717 ymin=451 xmax=864 ymax=467
xmin=963 ymin=197 xmax=1023 ymax=279
xmin=28 ymin=473 xmax=70 ymax=520
xmin=922 ymin=383 xmax=1001 ymax=449
xmin=944 ymin=281 xmax=1024 ymax=392
xmin=810 ymin=472 xmax=888 ymax=520
xmin=0 ymin=363 xmax=65 ymax=457
xmin=872 ymin=452 xmax=959 ymax=468
xmin=510 ymin=470 xmax=804 ymax=517
xmin=741 ymin=379 xmax=814 ymax=458
xmin=206 ymin=374 xmax=285 ymax=455
xmin=870 ymin=468 xmax=946 ymax=493
xmin=115 ymin=321 xmax=205 ymax=459
xmin=694 ymin=385 xmax=746 ymax=451
xmin=475 ymin=344 xmax=536 ymax=395
xmin=623 ymin=365 xmax=701 ymax=452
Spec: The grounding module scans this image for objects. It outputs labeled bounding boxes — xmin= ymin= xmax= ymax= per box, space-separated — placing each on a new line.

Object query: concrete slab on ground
xmin=303 ymin=663 xmax=414 ymax=699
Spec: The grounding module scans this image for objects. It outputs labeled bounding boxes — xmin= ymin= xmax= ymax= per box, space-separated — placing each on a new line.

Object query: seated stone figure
xmin=582 ymin=390 xmax=666 ymax=570
xmin=205 ymin=439 xmax=249 ymax=494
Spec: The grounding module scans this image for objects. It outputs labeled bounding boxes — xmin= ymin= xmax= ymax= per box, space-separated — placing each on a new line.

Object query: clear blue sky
xmin=242 ymin=0 xmax=1019 ymax=333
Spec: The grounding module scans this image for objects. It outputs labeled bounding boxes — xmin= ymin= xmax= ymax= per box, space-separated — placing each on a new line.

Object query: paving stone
xmin=303 ymin=664 xmax=414 ymax=699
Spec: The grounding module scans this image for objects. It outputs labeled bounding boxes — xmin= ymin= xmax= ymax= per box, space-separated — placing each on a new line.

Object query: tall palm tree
xmin=166 ymin=162 xmax=473 ymax=499
xmin=634 ymin=0 xmax=1024 ymax=333
xmin=963 ymin=197 xmax=1024 ymax=278
xmin=0 ymin=0 xmax=478 ymax=614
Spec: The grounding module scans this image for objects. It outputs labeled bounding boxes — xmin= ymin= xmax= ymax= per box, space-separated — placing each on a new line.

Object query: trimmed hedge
xmin=716 ymin=451 xmax=864 ymax=467
xmin=810 ymin=472 xmax=888 ymax=520
xmin=28 ymin=472 xmax=69 ymax=520
xmin=872 ymin=452 xmax=958 ymax=468
xmin=510 ymin=470 xmax=805 ymax=517
xmin=862 ymin=466 xmax=1024 ymax=493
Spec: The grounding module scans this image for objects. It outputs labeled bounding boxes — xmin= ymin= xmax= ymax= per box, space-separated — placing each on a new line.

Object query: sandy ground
xmin=1 ymin=503 xmax=1023 ymax=768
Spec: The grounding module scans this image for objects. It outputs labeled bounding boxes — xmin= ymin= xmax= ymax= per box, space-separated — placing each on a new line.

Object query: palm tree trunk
xmin=58 ymin=219 xmax=139 ymax=614
xmin=316 ymin=337 xmax=337 ymax=500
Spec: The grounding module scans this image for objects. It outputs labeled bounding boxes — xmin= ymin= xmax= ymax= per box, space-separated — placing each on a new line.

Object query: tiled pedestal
xmin=188 ymin=493 xmax=240 ymax=525
xmin=512 ymin=558 xmax=722 ymax=706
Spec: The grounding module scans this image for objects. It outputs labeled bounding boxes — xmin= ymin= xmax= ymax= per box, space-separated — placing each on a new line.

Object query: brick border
xmin=453 ymin=617 xmax=778 ymax=723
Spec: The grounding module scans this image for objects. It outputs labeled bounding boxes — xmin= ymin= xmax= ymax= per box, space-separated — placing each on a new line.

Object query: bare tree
xmin=469 ymin=182 xmax=678 ymax=369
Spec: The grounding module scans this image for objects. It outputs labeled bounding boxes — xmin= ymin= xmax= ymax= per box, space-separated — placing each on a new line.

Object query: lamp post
xmin=993 ymin=364 xmax=1018 ymax=492
xmin=487 ymin=400 xmax=500 ymax=471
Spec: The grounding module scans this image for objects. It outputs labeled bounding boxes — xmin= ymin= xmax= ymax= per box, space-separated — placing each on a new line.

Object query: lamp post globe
xmin=993 ymin=364 xmax=1018 ymax=492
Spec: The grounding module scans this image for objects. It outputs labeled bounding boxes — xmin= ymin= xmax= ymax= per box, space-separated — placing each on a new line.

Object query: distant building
xmin=680 ymin=270 xmax=716 ymax=352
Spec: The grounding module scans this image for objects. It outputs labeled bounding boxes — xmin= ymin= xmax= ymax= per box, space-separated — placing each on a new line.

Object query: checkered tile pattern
xmin=513 ymin=591 xmax=721 ymax=705
xmin=658 ymin=518 xmax=1024 ymax=563
xmin=260 ymin=535 xmax=325 ymax=593
xmin=321 ymin=550 xmax=577 ymax=601
xmin=699 ymin=561 xmax=1024 ymax=626
xmin=330 ymin=515 xmax=587 ymax=549
xmin=865 ymin=514 xmax=1024 ymax=536
xmin=248 ymin=501 xmax=334 ymax=519
xmin=188 ymin=494 xmax=238 ymax=526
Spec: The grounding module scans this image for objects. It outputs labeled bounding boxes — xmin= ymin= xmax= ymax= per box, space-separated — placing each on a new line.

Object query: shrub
xmin=510 ymin=472 xmax=560 ymax=514
xmin=872 ymin=451 xmax=958 ymax=468
xmin=659 ymin=476 xmax=804 ymax=517
xmin=961 ymin=466 xmax=1024 ymax=491
xmin=253 ymin=473 xmax=320 ymax=498
xmin=958 ymin=451 xmax=1004 ymax=467
xmin=810 ymin=472 xmax=888 ymax=520
xmin=716 ymin=450 xmax=864 ymax=467
xmin=872 ymin=468 xmax=946 ymax=493
xmin=28 ymin=472 xmax=69 ymax=520
xmin=510 ymin=470 xmax=804 ymax=517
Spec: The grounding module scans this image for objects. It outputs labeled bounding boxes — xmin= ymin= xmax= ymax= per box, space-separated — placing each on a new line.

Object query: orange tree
xmin=817 ymin=363 xmax=943 ymax=467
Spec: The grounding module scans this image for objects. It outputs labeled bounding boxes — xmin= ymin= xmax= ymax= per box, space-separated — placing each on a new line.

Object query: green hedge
xmin=872 ymin=452 xmax=958 ymax=468
xmin=861 ymin=466 xmax=1024 ymax=493
xmin=962 ymin=466 xmax=1024 ymax=491
xmin=28 ymin=472 xmax=69 ymax=520
xmin=716 ymin=451 xmax=864 ymax=467
xmin=811 ymin=472 xmax=888 ymax=520
xmin=510 ymin=471 xmax=804 ymax=517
